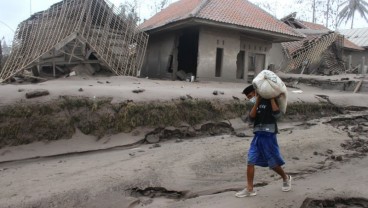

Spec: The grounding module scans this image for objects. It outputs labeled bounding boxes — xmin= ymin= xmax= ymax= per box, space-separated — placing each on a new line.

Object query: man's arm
xmin=270 ymin=98 xmax=281 ymax=119
xmin=249 ymin=96 xmax=261 ymax=119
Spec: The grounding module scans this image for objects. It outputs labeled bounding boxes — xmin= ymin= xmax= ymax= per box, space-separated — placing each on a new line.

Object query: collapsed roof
xmin=0 ymin=0 xmax=148 ymax=82
xmin=280 ymin=13 xmax=364 ymax=75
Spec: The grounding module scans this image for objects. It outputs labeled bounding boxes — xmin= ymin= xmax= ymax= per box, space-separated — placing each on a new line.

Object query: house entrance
xmin=248 ymin=52 xmax=265 ymax=76
xmin=236 ymin=51 xmax=245 ymax=79
xmin=177 ymin=28 xmax=199 ymax=76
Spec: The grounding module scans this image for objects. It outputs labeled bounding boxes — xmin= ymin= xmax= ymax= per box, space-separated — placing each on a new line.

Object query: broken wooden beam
xmin=25 ymin=90 xmax=50 ymax=99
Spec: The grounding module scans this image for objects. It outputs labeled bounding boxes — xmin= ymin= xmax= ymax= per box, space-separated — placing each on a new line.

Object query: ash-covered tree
xmin=0 ymin=40 xmax=3 ymax=72
xmin=150 ymin=0 xmax=172 ymax=15
xmin=337 ymin=0 xmax=368 ymax=28
xmin=119 ymin=0 xmax=140 ymax=25
xmin=294 ymin=0 xmax=343 ymax=29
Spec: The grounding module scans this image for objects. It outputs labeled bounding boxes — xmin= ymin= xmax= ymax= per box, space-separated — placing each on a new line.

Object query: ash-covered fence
xmin=0 ymin=0 xmax=148 ymax=82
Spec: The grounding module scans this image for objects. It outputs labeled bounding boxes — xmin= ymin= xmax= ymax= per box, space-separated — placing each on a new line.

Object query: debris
xmin=326 ymin=149 xmax=333 ymax=154
xmin=353 ymin=79 xmax=363 ymax=93
xmin=97 ymin=81 xmax=103 ymax=84
xmin=129 ymin=153 xmax=135 ymax=156
xmin=335 ymin=155 xmax=343 ymax=161
xmin=106 ymin=81 xmax=111 ymax=84
xmin=232 ymin=96 xmax=239 ymax=100
xmin=280 ymin=14 xmax=347 ymax=75
xmin=292 ymin=157 xmax=300 ymax=160
xmin=69 ymin=71 xmax=76 ymax=77
xmin=18 ymin=89 xmax=25 ymax=92
xmin=152 ymin=144 xmax=161 ymax=148
xmin=133 ymin=89 xmax=145 ymax=94
xmin=292 ymin=90 xmax=303 ymax=94
xmin=180 ymin=96 xmax=187 ymax=101
xmin=146 ymin=134 xmax=160 ymax=144
xmin=236 ymin=132 xmax=247 ymax=137
xmin=213 ymin=90 xmax=218 ymax=95
xmin=25 ymin=90 xmax=50 ymax=99
xmin=176 ymin=70 xmax=187 ymax=81
xmin=78 ymin=88 xmax=83 ymax=92
xmin=186 ymin=94 xmax=193 ymax=99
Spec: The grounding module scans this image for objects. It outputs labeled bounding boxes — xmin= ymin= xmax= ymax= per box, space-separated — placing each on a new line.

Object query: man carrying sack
xmin=236 ymin=70 xmax=291 ymax=197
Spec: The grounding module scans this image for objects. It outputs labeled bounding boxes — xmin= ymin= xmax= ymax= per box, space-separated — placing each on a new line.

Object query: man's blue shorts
xmin=247 ymin=131 xmax=285 ymax=168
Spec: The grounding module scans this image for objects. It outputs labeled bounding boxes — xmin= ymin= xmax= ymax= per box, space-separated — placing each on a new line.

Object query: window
xmin=236 ymin=51 xmax=245 ymax=79
xmin=215 ymin=48 xmax=223 ymax=77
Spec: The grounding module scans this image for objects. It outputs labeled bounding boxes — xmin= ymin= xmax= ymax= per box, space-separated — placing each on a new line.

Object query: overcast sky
xmin=0 ymin=0 xmax=367 ymax=44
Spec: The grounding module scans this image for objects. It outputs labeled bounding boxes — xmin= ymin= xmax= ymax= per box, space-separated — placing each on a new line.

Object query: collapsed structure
xmin=269 ymin=13 xmax=364 ymax=75
xmin=0 ymin=0 xmax=148 ymax=82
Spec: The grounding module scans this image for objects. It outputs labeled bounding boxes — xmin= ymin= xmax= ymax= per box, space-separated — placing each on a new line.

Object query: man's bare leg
xmin=247 ymin=165 xmax=255 ymax=191
xmin=272 ymin=165 xmax=287 ymax=181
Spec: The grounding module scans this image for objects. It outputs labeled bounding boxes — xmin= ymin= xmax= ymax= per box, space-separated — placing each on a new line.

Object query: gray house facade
xmin=139 ymin=0 xmax=304 ymax=82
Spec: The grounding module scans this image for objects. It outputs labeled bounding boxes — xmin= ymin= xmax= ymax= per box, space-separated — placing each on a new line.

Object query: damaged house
xmin=139 ymin=0 xmax=304 ymax=82
xmin=0 ymin=0 xmax=148 ymax=83
xmin=339 ymin=28 xmax=368 ymax=74
xmin=269 ymin=13 xmax=364 ymax=75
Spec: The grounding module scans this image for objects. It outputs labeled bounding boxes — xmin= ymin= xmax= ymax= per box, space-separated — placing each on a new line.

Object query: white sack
xmin=252 ymin=70 xmax=288 ymax=113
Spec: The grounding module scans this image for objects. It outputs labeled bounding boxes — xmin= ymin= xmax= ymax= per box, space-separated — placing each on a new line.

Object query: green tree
xmin=337 ymin=0 xmax=368 ymax=28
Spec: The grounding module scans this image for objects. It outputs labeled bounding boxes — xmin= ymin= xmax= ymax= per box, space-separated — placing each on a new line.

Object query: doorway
xmin=236 ymin=51 xmax=245 ymax=79
xmin=248 ymin=52 xmax=265 ymax=75
xmin=177 ymin=28 xmax=199 ymax=76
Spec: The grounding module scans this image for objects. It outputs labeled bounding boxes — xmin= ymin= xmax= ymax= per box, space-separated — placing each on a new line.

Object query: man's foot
xmin=235 ymin=189 xmax=257 ymax=198
xmin=282 ymin=175 xmax=292 ymax=192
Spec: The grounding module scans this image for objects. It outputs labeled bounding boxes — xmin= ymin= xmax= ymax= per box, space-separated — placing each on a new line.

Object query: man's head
xmin=242 ymin=85 xmax=256 ymax=99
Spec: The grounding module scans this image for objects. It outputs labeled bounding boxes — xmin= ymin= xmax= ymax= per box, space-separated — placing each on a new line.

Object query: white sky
xmin=0 ymin=0 xmax=367 ymax=44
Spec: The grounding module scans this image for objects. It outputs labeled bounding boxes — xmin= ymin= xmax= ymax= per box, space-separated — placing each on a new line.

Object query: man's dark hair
xmin=242 ymin=84 xmax=255 ymax=95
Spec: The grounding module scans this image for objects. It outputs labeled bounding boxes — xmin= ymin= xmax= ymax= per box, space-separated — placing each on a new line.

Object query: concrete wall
xmin=197 ymin=26 xmax=272 ymax=82
xmin=140 ymin=32 xmax=176 ymax=79
xmin=142 ymin=26 xmax=273 ymax=82
xmin=197 ymin=27 xmax=240 ymax=81
xmin=268 ymin=43 xmax=287 ymax=70
xmin=345 ymin=50 xmax=368 ymax=72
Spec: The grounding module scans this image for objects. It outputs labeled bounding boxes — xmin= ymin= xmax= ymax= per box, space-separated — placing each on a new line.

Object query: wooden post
xmin=172 ymin=34 xmax=179 ymax=81
xmin=348 ymin=55 xmax=352 ymax=72
xmin=53 ymin=50 xmax=56 ymax=77
xmin=354 ymin=79 xmax=363 ymax=93
xmin=360 ymin=56 xmax=365 ymax=74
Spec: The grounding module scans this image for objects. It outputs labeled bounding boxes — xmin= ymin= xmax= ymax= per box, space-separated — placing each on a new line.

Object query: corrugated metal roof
xmin=338 ymin=28 xmax=368 ymax=47
xmin=139 ymin=0 xmax=304 ymax=39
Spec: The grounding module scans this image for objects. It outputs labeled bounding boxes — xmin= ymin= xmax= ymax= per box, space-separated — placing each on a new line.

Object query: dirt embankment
xmin=0 ymin=95 xmax=358 ymax=148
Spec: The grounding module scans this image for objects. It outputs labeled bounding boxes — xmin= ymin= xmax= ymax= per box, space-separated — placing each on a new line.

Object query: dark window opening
xmin=177 ymin=28 xmax=199 ymax=76
xmin=215 ymin=48 xmax=223 ymax=77
xmin=236 ymin=51 xmax=245 ymax=79
xmin=88 ymin=53 xmax=98 ymax=60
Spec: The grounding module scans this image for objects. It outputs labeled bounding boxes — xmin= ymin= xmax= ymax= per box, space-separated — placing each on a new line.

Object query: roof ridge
xmin=189 ymin=0 xmax=210 ymax=17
